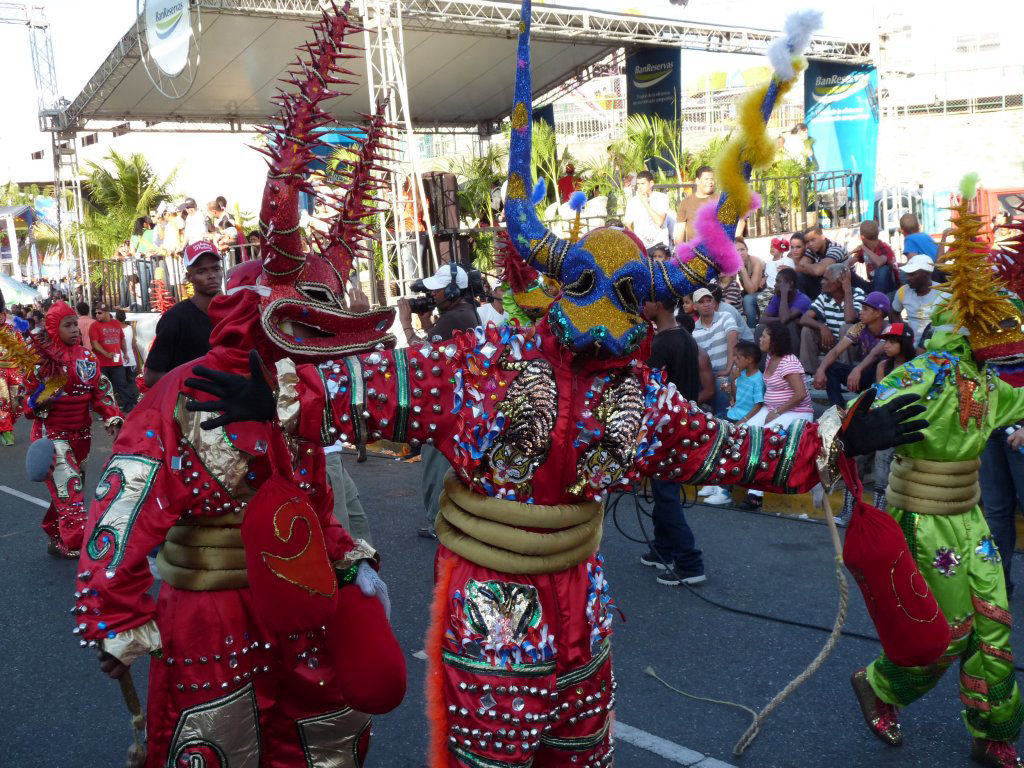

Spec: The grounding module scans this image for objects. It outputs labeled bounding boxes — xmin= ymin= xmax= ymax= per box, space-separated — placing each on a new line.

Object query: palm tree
xmin=448 ymin=143 xmax=507 ymax=227
xmin=530 ymin=120 xmax=563 ymax=204
xmin=82 ymin=149 xmax=177 ymax=257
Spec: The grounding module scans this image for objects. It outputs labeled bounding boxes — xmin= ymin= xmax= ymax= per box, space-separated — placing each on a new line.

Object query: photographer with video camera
xmin=398 ymin=262 xmax=481 ymax=539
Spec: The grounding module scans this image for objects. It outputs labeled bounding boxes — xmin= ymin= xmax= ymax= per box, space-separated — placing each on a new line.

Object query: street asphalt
xmin=1 ymin=416 xmax=1022 ymax=767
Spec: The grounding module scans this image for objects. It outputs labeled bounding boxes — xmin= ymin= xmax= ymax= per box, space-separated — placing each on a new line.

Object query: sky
xmin=0 ymin=0 xmax=1013 ymax=175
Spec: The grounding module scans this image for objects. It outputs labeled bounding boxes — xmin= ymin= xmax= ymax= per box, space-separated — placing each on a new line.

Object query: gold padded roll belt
xmin=435 ymin=472 xmax=603 ymax=574
xmin=886 ymin=455 xmax=980 ymax=516
xmin=156 ymin=514 xmax=249 ymax=591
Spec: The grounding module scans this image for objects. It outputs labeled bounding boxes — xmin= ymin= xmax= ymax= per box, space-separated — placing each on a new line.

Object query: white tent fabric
xmin=65 ymin=7 xmax=612 ymax=129
xmin=0 ymin=274 xmax=41 ymax=305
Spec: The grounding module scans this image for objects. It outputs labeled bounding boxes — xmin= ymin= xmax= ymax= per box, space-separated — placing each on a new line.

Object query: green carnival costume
xmin=866 ymin=330 xmax=1023 ymax=741
xmin=853 ymin=183 xmax=1024 ymax=767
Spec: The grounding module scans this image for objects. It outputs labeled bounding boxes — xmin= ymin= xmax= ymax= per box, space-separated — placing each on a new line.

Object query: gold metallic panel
xmin=296 ymin=707 xmax=371 ymax=768
xmin=175 ymin=394 xmax=255 ymax=501
xmin=167 ymin=683 xmax=261 ymax=768
xmin=276 ymin=359 xmax=302 ymax=433
xmin=50 ymin=439 xmax=79 ymax=501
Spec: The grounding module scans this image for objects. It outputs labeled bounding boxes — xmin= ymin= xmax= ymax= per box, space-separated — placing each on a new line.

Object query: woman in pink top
xmin=747 ymin=323 xmax=813 ymax=429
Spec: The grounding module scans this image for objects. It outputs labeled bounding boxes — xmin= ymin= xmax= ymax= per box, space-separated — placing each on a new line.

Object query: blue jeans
xmin=851 ymin=265 xmax=897 ymax=297
xmin=980 ymin=429 xmax=1024 ymax=590
xmin=742 ymin=293 xmax=759 ymax=328
xmin=649 ymin=478 xmax=704 ymax=573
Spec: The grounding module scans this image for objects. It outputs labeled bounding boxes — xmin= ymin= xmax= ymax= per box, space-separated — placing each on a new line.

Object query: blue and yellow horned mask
xmin=505 ymin=0 xmax=819 ymax=357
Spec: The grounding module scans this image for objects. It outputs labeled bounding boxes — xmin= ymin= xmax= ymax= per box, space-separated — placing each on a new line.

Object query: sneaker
xmin=697 ymin=486 xmax=719 ymax=497
xmin=737 ymin=493 xmax=762 ymax=511
xmin=640 ymin=550 xmax=670 ymax=570
xmin=704 ymin=491 xmax=732 ymax=506
xmin=971 ymin=739 xmax=1024 ymax=767
xmin=851 ymin=668 xmax=902 ymax=747
xmin=657 ymin=566 xmax=707 ymax=586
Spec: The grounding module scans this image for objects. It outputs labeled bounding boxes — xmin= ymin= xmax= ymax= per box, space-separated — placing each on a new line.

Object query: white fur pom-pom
xmin=767 ymin=9 xmax=823 ymax=80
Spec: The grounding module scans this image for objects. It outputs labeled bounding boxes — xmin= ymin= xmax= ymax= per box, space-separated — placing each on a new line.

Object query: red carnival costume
xmin=182 ymin=3 xmax=924 ymax=766
xmin=73 ymin=7 xmax=406 ymax=766
xmin=26 ymin=302 xmax=122 ymax=556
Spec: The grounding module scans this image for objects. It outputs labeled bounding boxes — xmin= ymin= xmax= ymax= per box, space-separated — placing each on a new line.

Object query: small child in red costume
xmin=25 ymin=301 xmax=123 ymax=557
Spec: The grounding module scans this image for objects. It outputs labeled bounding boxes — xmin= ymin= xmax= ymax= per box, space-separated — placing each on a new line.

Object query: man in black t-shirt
xmin=639 ymin=297 xmax=707 ymax=586
xmin=144 ymin=241 xmax=223 ymax=387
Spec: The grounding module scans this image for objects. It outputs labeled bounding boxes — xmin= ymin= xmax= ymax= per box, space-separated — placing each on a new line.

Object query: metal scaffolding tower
xmin=359 ymin=0 xmax=437 ymax=304
xmin=0 ymin=2 xmax=89 ymax=297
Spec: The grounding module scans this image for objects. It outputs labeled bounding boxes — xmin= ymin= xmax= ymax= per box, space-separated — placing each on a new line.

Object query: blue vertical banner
xmin=804 ymin=61 xmax=879 ymax=221
xmin=626 ymin=46 xmax=680 ymax=176
xmin=533 ymin=103 xmax=555 ymax=131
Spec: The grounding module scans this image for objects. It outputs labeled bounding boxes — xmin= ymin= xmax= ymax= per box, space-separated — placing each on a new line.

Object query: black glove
xmin=184 ymin=350 xmax=276 ymax=429
xmin=840 ymin=389 xmax=928 ymax=456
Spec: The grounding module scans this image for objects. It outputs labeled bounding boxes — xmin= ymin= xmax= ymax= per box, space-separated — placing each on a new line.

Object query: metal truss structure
xmin=58 ymin=0 xmax=870 ymax=133
xmin=27 ymin=0 xmax=870 ymax=305
xmin=359 ymin=0 xmax=439 ymax=304
xmin=1 ymin=3 xmax=88 ymax=295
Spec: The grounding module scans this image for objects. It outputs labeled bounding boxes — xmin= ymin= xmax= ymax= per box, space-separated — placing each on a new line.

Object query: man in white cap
xmin=891 ymin=253 xmax=940 ymax=348
xmin=398 ymin=262 xmax=481 ymax=538
xmin=397 ymin=261 xmax=479 ymax=346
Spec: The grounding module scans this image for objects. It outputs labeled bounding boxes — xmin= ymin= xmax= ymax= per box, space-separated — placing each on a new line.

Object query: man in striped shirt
xmin=795 ymin=225 xmax=848 ymax=299
xmin=691 ymin=287 xmax=738 ymax=417
xmin=798 ymin=263 xmax=864 ymax=373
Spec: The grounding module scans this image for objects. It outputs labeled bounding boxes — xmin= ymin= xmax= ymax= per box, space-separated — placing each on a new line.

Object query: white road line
xmin=614 ymin=721 xmax=736 ymax=767
xmin=0 ymin=485 xmax=49 ymax=509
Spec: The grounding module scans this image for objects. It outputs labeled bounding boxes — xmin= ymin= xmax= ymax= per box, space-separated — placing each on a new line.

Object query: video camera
xmin=407 ymin=266 xmax=496 ymax=315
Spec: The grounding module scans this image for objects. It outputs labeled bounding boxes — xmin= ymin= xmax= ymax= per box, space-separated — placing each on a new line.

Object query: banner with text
xmin=626 ymin=47 xmax=680 ymax=175
xmin=804 ymin=61 xmax=879 ymax=221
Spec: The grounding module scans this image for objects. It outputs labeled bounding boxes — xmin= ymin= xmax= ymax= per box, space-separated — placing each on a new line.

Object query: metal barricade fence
xmin=656 ymin=170 xmax=863 ymax=238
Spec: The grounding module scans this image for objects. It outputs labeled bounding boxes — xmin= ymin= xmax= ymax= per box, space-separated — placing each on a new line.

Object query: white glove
xmin=355 ymin=561 xmax=391 ymax=620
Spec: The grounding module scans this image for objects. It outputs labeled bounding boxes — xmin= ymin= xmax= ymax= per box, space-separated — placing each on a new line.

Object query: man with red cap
xmin=24 ymin=301 xmax=123 ymax=557
xmin=73 ymin=10 xmax=407 ymax=765
xmin=143 ymin=240 xmax=223 ymax=388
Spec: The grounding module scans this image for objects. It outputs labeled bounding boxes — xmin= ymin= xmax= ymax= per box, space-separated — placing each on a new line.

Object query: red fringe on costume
xmin=426 ymin=554 xmax=457 ymax=768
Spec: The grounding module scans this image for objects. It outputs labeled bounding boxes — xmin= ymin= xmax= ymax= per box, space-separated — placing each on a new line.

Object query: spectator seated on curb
xmin=813 ymin=291 xmax=891 ymax=407
xmin=757 ymin=235 xmax=797 ymax=316
xmin=797 ymin=263 xmax=863 ymax=374
xmin=711 ymin=283 xmax=753 ymax=343
xmin=892 ymin=253 xmax=941 ymax=351
xmin=734 ymin=236 xmax=765 ymax=328
xmin=795 ymin=225 xmax=848 ymax=300
xmin=756 ymin=266 xmax=811 ymax=354
xmin=849 ymin=219 xmax=898 ymax=295
xmin=724 ymin=340 xmax=766 ymax=510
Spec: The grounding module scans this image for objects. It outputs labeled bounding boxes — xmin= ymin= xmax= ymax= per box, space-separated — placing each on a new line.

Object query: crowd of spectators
xmin=660 ymin=205 xmax=949 ymax=519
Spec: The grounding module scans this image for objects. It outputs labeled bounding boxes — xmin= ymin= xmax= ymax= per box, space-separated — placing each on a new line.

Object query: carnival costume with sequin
xmin=261 ymin=6 xmax=871 ymax=766
xmin=25 ymin=302 xmax=122 ymax=556
xmin=73 ymin=8 xmax=407 ymax=766
xmin=853 ymin=190 xmax=1024 ymax=766
xmin=0 ymin=324 xmax=28 ymax=442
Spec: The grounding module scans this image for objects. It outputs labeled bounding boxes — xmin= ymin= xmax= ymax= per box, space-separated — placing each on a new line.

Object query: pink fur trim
xmin=671 ymin=195 xmax=761 ymax=277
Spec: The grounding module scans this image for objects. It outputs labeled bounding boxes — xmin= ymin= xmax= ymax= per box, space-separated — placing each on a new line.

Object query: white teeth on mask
xmin=280 ymin=319 xmax=295 ymax=335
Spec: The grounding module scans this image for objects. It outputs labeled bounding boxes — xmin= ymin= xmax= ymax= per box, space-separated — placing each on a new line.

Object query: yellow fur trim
xmin=0 ymin=325 xmax=39 ymax=374
xmin=715 ymin=60 xmax=804 ymax=228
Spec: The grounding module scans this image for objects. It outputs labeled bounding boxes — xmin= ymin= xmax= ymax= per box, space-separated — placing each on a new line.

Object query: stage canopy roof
xmin=56 ymin=0 xmax=870 ymax=133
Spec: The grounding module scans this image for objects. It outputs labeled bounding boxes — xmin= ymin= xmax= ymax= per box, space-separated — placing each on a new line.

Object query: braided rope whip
xmin=645 ymin=479 xmax=850 ymax=757
xmin=731 ymin=485 xmax=849 ymax=756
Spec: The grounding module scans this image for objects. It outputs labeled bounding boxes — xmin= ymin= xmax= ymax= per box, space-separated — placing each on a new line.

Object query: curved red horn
xmin=257 ymin=2 xmax=360 ymax=283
